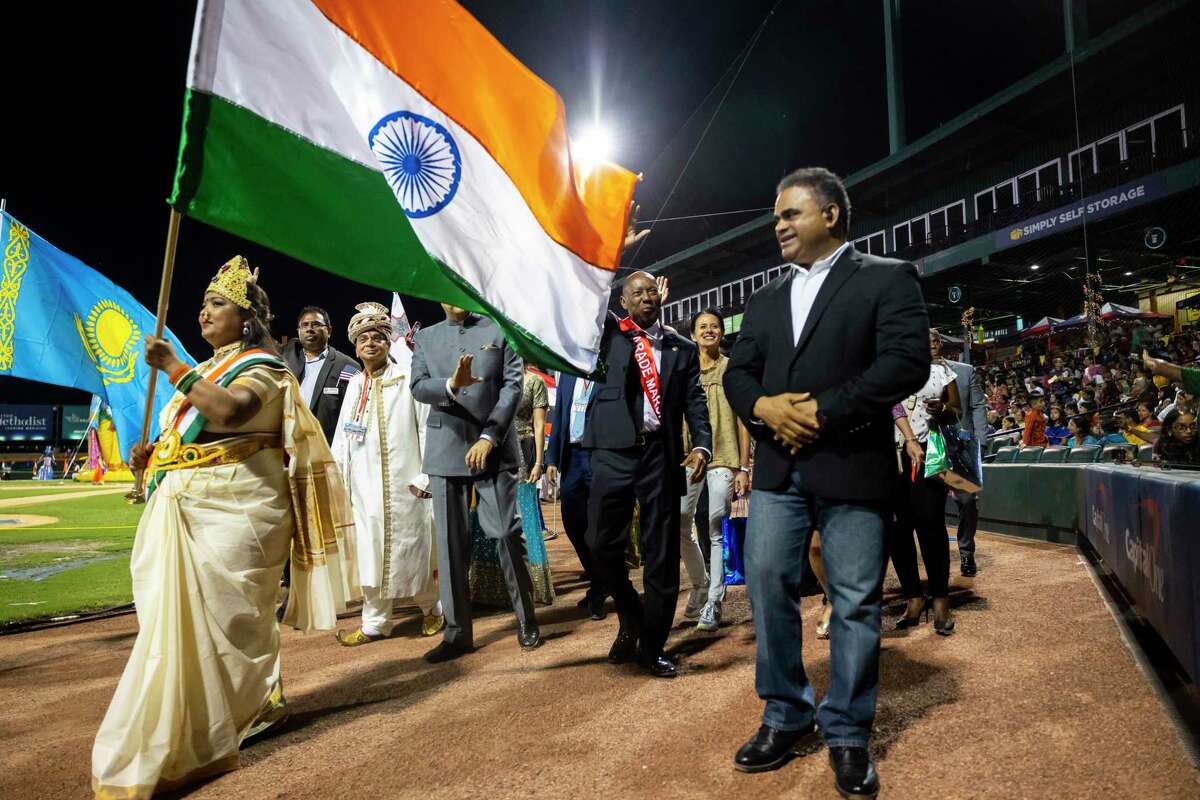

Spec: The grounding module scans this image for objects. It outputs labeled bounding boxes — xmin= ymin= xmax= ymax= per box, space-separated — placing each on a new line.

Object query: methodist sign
xmin=0 ymin=404 xmax=53 ymax=441
xmin=995 ymin=174 xmax=1168 ymax=250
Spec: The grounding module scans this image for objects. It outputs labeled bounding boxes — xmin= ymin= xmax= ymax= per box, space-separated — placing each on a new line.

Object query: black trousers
xmin=586 ymin=438 xmax=680 ymax=659
xmin=891 ymin=446 xmax=951 ymax=599
xmin=559 ymin=444 xmax=601 ymax=597
xmin=954 ymin=491 xmax=979 ymax=557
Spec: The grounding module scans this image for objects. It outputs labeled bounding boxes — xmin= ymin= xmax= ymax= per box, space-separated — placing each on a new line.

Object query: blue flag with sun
xmin=0 ymin=211 xmax=195 ymax=460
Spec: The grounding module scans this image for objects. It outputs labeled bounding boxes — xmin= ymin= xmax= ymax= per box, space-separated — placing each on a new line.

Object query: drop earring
xmin=242 ymin=322 xmax=251 ymax=336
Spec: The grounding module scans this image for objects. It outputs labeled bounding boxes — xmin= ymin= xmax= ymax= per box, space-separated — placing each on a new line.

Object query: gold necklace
xmin=212 ymin=342 xmax=242 ymax=362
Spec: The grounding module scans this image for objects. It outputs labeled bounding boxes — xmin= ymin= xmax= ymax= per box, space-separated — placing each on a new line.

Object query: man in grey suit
xmin=410 ymin=304 xmax=541 ymax=663
xmin=945 ymin=354 xmax=988 ymax=576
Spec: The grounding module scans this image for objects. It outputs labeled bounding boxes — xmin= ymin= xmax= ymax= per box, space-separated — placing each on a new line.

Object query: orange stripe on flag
xmin=311 ymin=0 xmax=638 ymax=271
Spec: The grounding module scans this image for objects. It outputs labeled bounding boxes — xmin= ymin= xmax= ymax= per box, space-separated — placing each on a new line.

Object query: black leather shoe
xmin=588 ymin=592 xmax=607 ymax=621
xmin=607 ymin=629 xmax=638 ymax=664
xmin=960 ymin=554 xmax=978 ymax=577
xmin=423 ymin=640 xmax=474 ymax=663
xmin=734 ymin=724 xmax=820 ymax=773
xmin=828 ymin=746 xmax=879 ymax=798
xmin=636 ymin=654 xmax=677 ymax=678
xmin=517 ymin=623 xmax=542 ymax=651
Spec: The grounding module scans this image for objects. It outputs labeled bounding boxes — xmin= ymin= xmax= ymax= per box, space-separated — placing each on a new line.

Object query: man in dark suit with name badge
xmin=724 ymin=168 xmax=929 ymax=798
xmin=283 ymin=306 xmax=361 ymax=444
xmin=584 ymin=272 xmax=711 ymax=678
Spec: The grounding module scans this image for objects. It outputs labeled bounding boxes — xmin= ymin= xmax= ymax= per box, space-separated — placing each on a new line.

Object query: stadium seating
xmin=1015 ymin=447 xmax=1044 ymax=463
xmin=1040 ymin=446 xmax=1069 ymax=463
xmin=1066 ymin=445 xmax=1101 ymax=462
xmin=1101 ymin=443 xmax=1137 ymax=462
xmin=993 ymin=446 xmax=1019 ymax=463
xmin=1138 ymin=445 xmax=1154 ymax=463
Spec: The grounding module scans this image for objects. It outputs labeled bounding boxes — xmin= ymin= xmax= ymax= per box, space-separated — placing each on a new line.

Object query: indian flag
xmin=171 ymin=0 xmax=638 ymax=373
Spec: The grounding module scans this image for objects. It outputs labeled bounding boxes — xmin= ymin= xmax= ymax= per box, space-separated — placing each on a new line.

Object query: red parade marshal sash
xmin=618 ymin=317 xmax=662 ymax=423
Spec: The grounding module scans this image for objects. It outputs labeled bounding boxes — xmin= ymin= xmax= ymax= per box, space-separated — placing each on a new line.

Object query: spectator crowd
xmin=959 ymin=319 xmax=1200 ymax=465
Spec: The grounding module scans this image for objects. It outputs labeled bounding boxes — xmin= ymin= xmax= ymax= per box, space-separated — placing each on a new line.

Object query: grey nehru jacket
xmin=409 ymin=313 xmax=523 ymax=477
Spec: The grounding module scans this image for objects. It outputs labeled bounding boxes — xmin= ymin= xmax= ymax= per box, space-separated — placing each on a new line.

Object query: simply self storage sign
xmin=995 ymin=174 xmax=1167 ymax=250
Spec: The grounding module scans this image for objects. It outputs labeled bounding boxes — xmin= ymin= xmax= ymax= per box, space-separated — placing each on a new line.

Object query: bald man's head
xmin=620 ymin=272 xmax=661 ymax=328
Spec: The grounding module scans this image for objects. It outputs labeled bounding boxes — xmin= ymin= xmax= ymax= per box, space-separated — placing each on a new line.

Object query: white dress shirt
xmin=569 ymin=377 xmax=595 ymax=444
xmin=298 ymin=348 xmax=328 ymax=407
xmin=790 ymin=241 xmax=850 ymax=345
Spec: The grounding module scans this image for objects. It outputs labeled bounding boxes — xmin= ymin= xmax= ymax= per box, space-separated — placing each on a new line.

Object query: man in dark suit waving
xmin=584 ymin=272 xmax=712 ymax=678
xmin=724 ymin=168 xmax=929 ymax=798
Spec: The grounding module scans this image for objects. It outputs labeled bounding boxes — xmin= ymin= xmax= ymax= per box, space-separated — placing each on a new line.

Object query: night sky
xmin=0 ymin=0 xmax=1132 ymax=406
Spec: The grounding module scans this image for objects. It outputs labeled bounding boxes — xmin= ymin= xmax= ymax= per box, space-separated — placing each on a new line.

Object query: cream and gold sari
xmin=92 ymin=346 xmax=359 ymax=799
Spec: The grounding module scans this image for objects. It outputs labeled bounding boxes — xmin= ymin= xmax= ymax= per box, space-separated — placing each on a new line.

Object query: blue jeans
xmin=745 ymin=466 xmax=887 ymax=747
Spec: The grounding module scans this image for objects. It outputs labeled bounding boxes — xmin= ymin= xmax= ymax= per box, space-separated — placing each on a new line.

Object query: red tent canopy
xmin=1020 ymin=316 xmax=1063 ymax=338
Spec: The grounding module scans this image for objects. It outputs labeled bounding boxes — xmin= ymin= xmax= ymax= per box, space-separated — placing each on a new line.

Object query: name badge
xmin=343 ymin=421 xmax=368 ymax=443
xmin=323 ymin=387 xmax=340 ymax=395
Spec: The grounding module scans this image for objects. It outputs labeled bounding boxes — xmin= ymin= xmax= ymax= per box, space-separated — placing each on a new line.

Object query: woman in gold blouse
xmin=92 ymin=257 xmax=358 ymax=800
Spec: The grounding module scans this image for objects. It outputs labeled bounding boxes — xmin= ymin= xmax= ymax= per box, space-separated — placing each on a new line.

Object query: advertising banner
xmin=1138 ymin=470 xmax=1199 ymax=680
xmin=60 ymin=405 xmax=91 ymax=440
xmin=0 ymin=404 xmax=53 ymax=441
xmin=995 ymin=174 xmax=1168 ymax=251
xmin=1083 ymin=464 xmax=1199 ymax=680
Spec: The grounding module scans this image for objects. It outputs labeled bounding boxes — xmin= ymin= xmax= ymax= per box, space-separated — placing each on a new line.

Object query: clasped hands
xmin=754 ymin=392 xmax=821 ymax=455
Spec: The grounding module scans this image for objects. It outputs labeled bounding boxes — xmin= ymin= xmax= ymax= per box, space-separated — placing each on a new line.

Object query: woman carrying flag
xmin=92 ymin=257 xmax=358 ymax=799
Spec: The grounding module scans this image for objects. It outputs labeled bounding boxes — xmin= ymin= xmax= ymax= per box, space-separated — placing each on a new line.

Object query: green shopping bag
xmin=924 ymin=428 xmax=949 ymax=479
xmin=924 ymin=424 xmax=981 ymax=493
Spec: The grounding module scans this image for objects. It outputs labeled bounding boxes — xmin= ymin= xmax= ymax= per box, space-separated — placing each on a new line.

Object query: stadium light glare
xmin=1030 ymin=264 xmax=1040 ymax=270
xmin=572 ymin=123 xmax=615 ymax=171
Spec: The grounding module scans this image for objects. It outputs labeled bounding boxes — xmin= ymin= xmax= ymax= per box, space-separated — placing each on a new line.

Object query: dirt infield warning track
xmin=0 ymin=530 xmax=1196 ymax=799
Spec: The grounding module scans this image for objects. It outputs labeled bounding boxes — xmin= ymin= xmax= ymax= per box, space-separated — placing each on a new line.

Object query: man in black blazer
xmin=283 ymin=306 xmax=361 ymax=444
xmin=724 ymin=168 xmax=929 ymax=798
xmin=544 ymin=371 xmax=606 ymax=620
xmin=583 ymin=271 xmax=712 ymax=678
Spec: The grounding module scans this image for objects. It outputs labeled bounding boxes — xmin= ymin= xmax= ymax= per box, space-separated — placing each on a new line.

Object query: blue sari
xmin=468 ymin=483 xmax=554 ymax=606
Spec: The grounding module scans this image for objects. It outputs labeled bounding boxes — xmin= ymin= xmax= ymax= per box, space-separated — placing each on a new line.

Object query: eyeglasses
xmin=298 ymin=321 xmax=328 ymax=330
xmin=1173 ymin=422 xmax=1197 ymax=432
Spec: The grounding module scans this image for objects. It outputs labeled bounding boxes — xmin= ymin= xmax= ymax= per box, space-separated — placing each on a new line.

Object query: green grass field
xmin=0 ymin=486 xmax=144 ymax=625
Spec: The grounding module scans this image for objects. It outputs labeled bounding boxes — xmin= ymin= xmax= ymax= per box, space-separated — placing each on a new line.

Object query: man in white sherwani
xmin=333 ymin=302 xmax=444 ymax=646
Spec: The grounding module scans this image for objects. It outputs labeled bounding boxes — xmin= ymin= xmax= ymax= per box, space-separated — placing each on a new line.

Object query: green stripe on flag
xmin=169 ymin=90 xmax=594 ymax=377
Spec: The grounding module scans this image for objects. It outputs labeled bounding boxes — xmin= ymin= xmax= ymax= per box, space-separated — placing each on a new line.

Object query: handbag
xmin=924 ymin=421 xmax=981 ymax=493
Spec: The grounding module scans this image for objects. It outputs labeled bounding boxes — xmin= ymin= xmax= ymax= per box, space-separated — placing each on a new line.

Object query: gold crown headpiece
xmin=206 ymin=255 xmax=254 ymax=310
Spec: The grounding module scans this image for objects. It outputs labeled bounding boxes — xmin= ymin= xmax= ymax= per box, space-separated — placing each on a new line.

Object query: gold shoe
xmin=243 ymin=682 xmax=288 ymax=742
xmin=422 ymin=613 xmax=446 ymax=637
xmin=336 ymin=628 xmax=382 ymax=647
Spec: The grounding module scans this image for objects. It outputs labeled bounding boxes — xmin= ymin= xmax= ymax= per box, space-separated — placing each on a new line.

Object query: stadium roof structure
xmin=644 ymin=0 xmax=1200 ymax=332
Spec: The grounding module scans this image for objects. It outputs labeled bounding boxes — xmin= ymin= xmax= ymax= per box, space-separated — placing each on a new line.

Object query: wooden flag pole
xmin=127 ymin=208 xmax=183 ymax=504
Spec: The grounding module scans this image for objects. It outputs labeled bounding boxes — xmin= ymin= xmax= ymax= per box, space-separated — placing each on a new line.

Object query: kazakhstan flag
xmin=0 ymin=211 xmax=195 ymax=460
